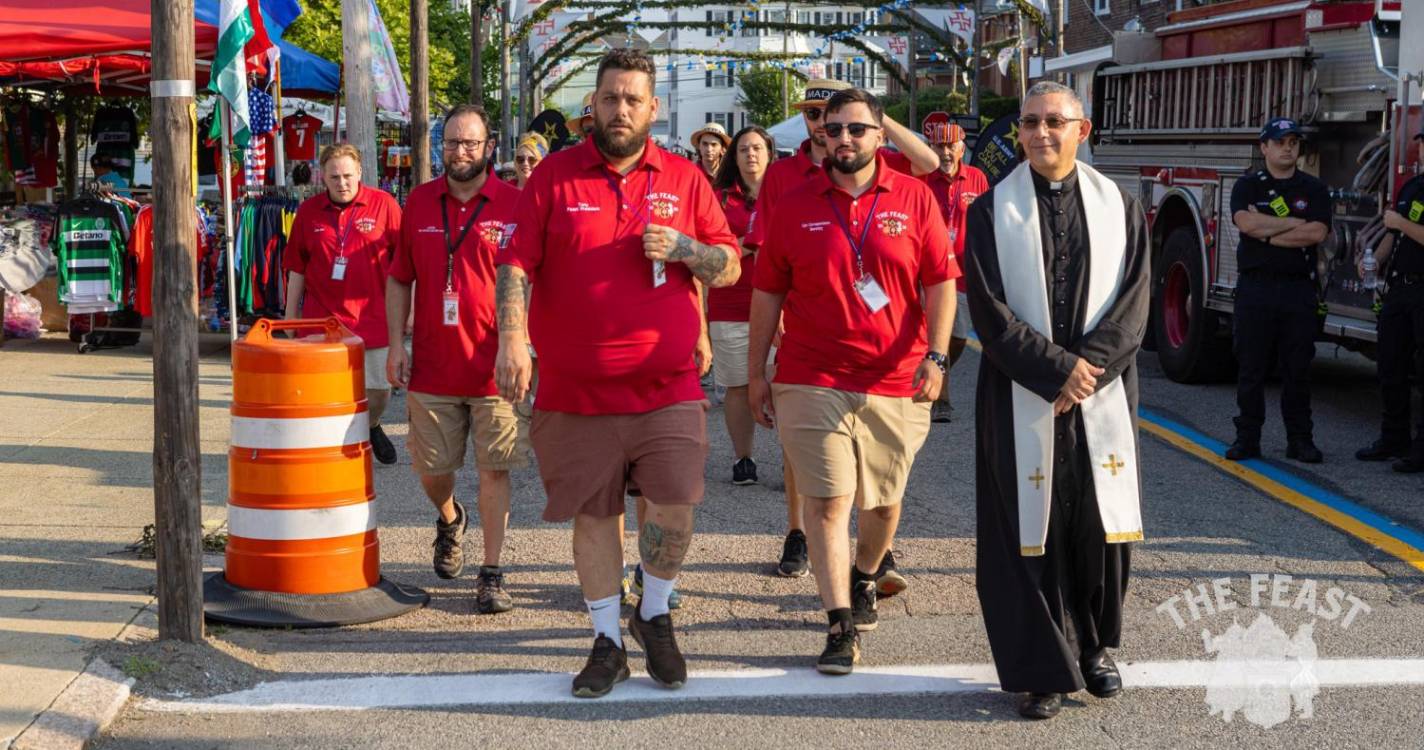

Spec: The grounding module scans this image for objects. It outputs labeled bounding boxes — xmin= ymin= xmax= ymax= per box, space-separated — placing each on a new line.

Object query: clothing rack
xmin=62 ymin=186 xmax=144 ymax=353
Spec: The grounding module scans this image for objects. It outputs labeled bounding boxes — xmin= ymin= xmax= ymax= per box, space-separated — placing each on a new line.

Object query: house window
xmin=706 ymin=65 xmax=735 ymax=88
xmin=850 ymin=61 xmax=866 ymax=88
xmin=1094 ymin=0 xmax=1110 ymax=15
xmin=741 ymin=10 xmax=760 ymax=37
xmin=795 ymin=10 xmax=811 ymax=24
xmin=834 ymin=62 xmax=844 ymax=81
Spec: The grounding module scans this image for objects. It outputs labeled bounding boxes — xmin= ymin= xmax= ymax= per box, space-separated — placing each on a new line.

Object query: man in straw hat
xmin=690 ymin=121 xmax=731 ymax=182
xmin=742 ymin=77 xmax=938 ymax=585
xmin=568 ymin=92 xmax=595 ymax=140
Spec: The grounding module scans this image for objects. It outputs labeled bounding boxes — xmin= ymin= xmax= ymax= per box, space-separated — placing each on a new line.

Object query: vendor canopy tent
xmin=0 ymin=0 xmax=219 ymax=62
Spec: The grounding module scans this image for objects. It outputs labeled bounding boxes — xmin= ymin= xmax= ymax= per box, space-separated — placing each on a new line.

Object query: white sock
xmin=639 ymin=570 xmax=676 ymax=620
xmin=585 ymin=594 xmax=623 ymax=647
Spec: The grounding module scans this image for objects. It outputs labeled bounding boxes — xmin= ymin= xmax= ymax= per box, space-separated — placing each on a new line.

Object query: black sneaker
xmin=475 ymin=565 xmax=514 ymax=614
xmin=432 ymin=502 xmax=467 ymax=580
xmin=732 ymin=457 xmax=758 ymax=485
xmin=816 ymin=626 xmax=861 ymax=675
xmin=851 ymin=577 xmax=878 ymax=632
xmin=1393 ymin=451 xmax=1424 ymax=474
xmin=931 ymin=401 xmax=953 ymax=424
xmin=628 ymin=608 xmax=687 ymax=689
xmin=874 ymin=549 xmax=908 ymax=599
xmin=777 ymin=530 xmax=809 ymax=578
xmin=369 ymin=424 xmax=397 ymax=465
xmin=1357 ymin=438 xmax=1410 ymax=462
xmin=1224 ymin=440 xmax=1260 ymax=461
xmin=1286 ymin=439 xmax=1323 ymax=464
xmin=571 ymin=635 xmax=630 ymax=698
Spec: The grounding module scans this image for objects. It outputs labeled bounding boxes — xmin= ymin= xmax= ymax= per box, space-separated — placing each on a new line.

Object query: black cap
xmin=1259 ymin=117 xmax=1303 ymax=142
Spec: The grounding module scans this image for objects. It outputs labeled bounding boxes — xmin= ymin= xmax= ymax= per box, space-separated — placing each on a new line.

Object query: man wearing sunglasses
xmin=963 ymin=81 xmax=1150 ymax=720
xmin=742 ymin=78 xmax=939 ymax=585
xmin=749 ymin=88 xmax=959 ymax=676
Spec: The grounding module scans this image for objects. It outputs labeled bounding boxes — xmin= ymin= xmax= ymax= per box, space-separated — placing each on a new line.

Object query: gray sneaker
xmin=432 ymin=502 xmax=467 ymax=579
xmin=475 ymin=565 xmax=513 ymax=614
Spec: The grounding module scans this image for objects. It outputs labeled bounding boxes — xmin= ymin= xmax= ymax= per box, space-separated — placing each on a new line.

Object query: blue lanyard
xmin=826 ymin=191 xmax=880 ymax=279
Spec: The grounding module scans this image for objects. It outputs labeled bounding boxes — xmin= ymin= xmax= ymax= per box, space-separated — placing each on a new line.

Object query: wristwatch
xmin=925 ymin=351 xmax=948 ymax=372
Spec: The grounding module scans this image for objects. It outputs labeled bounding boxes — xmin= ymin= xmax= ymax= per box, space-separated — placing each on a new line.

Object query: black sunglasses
xmin=803 ymin=107 xmax=823 ymax=122
xmin=823 ymin=122 xmax=882 ymax=139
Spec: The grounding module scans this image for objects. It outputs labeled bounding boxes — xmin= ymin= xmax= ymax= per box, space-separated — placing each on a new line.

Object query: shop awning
xmin=0 ymin=0 xmax=219 ymax=63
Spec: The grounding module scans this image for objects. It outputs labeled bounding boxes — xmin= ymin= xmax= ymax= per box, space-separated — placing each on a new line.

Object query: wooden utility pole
xmin=907 ymin=17 xmax=918 ymax=129
xmin=411 ymin=0 xmax=431 ymax=184
xmin=343 ymin=0 xmax=379 ymax=184
xmin=500 ymin=1 xmax=514 ymax=157
xmin=472 ymin=1 xmax=484 ymax=104
xmin=149 ymin=0 xmax=204 ymax=643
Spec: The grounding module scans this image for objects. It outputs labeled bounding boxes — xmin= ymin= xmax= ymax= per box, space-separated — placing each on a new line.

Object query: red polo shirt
xmin=755 ymin=153 xmax=960 ymax=397
xmin=283 ymin=184 xmax=401 ymax=348
xmin=745 ymin=140 xmax=918 ymax=249
xmin=707 ymin=184 xmax=756 ymax=322
xmin=922 ymin=163 xmax=989 ymax=261
xmin=390 ymin=175 xmax=520 ymax=398
xmin=497 ymin=138 xmax=738 ymax=415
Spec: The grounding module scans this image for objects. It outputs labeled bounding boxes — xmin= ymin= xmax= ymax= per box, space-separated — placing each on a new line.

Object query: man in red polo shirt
xmin=749 ymin=88 xmax=959 ymax=676
xmin=923 ymin=121 xmax=990 ymax=425
xmin=284 ymin=143 xmax=403 ymax=464
xmin=742 ymin=78 xmax=939 ymax=584
xmin=493 ymin=49 xmax=740 ymax=699
xmin=385 ymin=104 xmax=529 ymax=615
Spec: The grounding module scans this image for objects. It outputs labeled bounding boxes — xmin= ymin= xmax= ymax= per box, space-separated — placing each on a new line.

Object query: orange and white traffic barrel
xmin=204 ymin=318 xmax=427 ymax=627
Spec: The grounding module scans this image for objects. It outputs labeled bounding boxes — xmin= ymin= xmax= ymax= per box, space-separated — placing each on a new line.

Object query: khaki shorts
xmin=531 ymin=402 xmax=708 ymax=522
xmin=406 ymin=391 xmax=531 ymax=475
xmin=364 ymin=347 xmax=389 ymax=391
xmin=709 ymin=321 xmax=750 ymax=388
xmin=771 ymin=384 xmax=931 ymax=509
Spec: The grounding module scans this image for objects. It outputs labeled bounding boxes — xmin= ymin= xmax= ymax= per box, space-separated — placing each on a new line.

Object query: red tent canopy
xmin=0 ymin=0 xmax=219 ymax=63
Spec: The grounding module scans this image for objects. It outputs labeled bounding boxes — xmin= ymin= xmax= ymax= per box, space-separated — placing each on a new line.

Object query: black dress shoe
xmin=1356 ymin=438 xmax=1410 ymax=462
xmin=1081 ymin=650 xmax=1123 ymax=699
xmin=1225 ymin=440 xmax=1260 ymax=461
xmin=1286 ymin=440 xmax=1323 ymax=464
xmin=1017 ymin=692 xmax=1063 ymax=720
xmin=1393 ymin=453 xmax=1424 ymax=474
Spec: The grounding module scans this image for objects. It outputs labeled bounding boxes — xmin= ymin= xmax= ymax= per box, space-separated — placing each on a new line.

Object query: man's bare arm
xmin=1234 ymin=210 xmax=1304 ymax=239
xmin=667 ymin=231 xmax=740 ymax=287
xmin=1270 ymin=221 xmax=1329 ymax=248
xmin=881 ymin=114 xmax=940 ymax=176
xmin=495 ymin=264 xmax=530 ymax=343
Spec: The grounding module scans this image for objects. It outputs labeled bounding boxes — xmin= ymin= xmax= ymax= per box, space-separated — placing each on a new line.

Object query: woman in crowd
xmin=513 ymin=132 xmax=549 ymax=189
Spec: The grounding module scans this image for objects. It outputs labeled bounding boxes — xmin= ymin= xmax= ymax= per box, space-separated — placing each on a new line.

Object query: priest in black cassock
xmin=963 ymin=81 xmax=1151 ymax=720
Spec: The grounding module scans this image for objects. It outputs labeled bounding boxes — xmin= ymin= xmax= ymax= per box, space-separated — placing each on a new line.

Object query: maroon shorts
xmin=531 ymin=401 xmax=709 ymax=522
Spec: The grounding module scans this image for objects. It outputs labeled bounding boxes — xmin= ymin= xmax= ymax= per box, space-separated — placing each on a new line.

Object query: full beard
xmin=446 ymin=156 xmax=486 ymax=183
xmin=830 ymin=149 xmax=875 ymax=174
xmin=593 ymin=118 xmax=651 ymax=159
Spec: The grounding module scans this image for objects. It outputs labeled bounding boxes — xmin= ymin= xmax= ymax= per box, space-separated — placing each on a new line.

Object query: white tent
xmin=766 ymin=114 xmax=808 ymax=155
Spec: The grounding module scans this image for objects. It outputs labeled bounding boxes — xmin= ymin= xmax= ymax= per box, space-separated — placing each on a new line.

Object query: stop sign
xmin=921 ymin=111 xmax=952 ymax=140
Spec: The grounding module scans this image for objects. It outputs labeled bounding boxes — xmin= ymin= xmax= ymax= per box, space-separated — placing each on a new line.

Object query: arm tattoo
xmin=495 ymin=265 xmax=529 ymax=334
xmin=667 ymin=230 xmax=736 ymax=287
xmin=639 ymin=520 xmax=691 ymax=570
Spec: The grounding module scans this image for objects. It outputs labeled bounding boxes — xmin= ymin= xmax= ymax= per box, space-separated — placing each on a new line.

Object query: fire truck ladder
xmin=1096 ymin=47 xmax=1317 ymax=141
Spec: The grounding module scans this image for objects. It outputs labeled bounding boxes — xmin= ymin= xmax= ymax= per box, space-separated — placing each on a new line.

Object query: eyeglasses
xmin=514 ymin=155 xmax=538 ymax=164
xmin=443 ymin=139 xmax=489 ymax=152
xmin=823 ymin=122 xmax=882 ymax=139
xmin=803 ymin=107 xmax=824 ymax=122
xmin=1017 ymin=116 xmax=1084 ymax=131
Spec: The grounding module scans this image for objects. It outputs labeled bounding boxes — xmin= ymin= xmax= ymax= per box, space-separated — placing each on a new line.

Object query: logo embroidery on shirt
xmin=961 ymin=192 xmax=980 ymax=207
xmin=800 ymin=220 xmax=831 ymax=232
xmin=877 ymin=211 xmax=910 ymax=237
xmin=649 ymin=193 xmax=681 ymax=219
xmin=418 ymin=226 xmax=442 ymax=234
xmin=567 ymin=202 xmax=601 ymax=213
xmin=479 ymin=221 xmax=504 ymax=245
xmin=499 ymin=223 xmax=517 ymax=248
xmin=1293 ymin=198 xmax=1308 ymax=212
xmin=356 ymin=217 xmax=377 ymax=233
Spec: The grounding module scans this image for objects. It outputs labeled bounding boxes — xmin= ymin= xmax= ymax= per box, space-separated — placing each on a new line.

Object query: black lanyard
xmin=440 ymin=194 xmax=487 ymax=291
xmin=944 ymin=172 xmax=965 ymax=229
xmin=826 ymin=191 xmax=881 ymax=279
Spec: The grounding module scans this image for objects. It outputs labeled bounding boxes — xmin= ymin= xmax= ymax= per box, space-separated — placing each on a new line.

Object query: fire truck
xmin=1088 ymin=0 xmax=1423 ymax=382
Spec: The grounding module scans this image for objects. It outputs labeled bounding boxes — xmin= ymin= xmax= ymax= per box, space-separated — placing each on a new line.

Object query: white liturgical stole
xmin=992 ymin=160 xmax=1144 ymax=556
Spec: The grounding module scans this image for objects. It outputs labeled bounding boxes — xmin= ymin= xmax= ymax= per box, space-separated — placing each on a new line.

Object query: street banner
xmin=916 ymin=6 xmax=975 ymax=46
xmin=969 ymin=113 xmax=1021 ymax=186
xmin=868 ymin=36 xmax=910 ymax=70
xmin=209 ymin=0 xmax=255 ymax=147
xmin=368 ymin=0 xmax=410 ymax=117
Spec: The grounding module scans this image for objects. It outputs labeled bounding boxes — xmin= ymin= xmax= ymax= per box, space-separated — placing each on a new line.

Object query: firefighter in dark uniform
xmin=1226 ymin=118 xmax=1332 ymax=463
xmin=1356 ymin=124 xmax=1424 ymax=473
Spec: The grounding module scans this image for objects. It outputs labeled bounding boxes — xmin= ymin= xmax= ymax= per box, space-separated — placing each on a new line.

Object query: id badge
xmin=854 ymin=274 xmax=890 ymax=314
xmin=1409 ymin=200 xmax=1423 ymax=223
xmin=331 ymin=256 xmax=348 ymax=281
xmin=652 ymin=259 xmax=667 ymax=288
xmin=442 ymin=291 xmax=460 ymax=326
xmin=949 ymin=228 xmax=958 ymax=246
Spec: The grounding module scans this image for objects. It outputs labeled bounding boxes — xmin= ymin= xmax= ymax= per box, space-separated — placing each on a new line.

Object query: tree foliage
xmin=284 ymin=0 xmax=498 ymax=111
xmin=735 ymin=67 xmax=805 ymax=127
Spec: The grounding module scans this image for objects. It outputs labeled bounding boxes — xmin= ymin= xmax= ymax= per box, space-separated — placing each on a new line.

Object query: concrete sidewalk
xmin=0 ymin=332 xmax=235 ymax=748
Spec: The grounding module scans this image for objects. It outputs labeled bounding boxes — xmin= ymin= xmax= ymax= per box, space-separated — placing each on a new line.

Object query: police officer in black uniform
xmin=1356 ymin=124 xmax=1424 ymax=473
xmin=1226 ymin=118 xmax=1332 ymax=463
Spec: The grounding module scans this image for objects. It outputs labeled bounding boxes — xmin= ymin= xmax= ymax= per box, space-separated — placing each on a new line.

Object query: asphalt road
xmin=94 ymin=342 xmax=1424 ymax=748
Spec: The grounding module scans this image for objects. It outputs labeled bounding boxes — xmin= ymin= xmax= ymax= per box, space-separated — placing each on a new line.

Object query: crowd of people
xmin=266 ymin=44 xmax=1424 ymax=720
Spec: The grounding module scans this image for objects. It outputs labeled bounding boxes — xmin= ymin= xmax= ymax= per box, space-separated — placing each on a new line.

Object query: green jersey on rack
xmin=54 ymin=202 xmax=125 ymax=305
